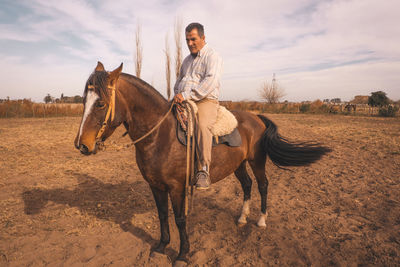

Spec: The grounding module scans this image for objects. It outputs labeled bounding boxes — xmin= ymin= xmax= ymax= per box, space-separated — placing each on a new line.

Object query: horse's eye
xmin=96 ymin=101 xmax=106 ymax=108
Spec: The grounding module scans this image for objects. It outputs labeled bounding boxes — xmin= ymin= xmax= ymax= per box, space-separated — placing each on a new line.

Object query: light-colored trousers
xmin=196 ymin=98 xmax=219 ymax=172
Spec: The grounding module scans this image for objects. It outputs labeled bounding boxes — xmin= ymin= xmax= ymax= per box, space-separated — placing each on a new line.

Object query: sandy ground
xmin=0 ymin=114 xmax=399 ymax=266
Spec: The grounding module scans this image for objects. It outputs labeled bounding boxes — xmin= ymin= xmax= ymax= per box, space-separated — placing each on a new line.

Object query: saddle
xmin=175 ymin=101 xmax=242 ymax=147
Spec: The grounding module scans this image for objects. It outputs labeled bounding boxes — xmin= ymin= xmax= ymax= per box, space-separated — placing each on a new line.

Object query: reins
xmin=183 ymin=102 xmax=196 ymax=217
xmin=129 ymin=103 xmax=174 ymax=145
xmin=94 ymin=82 xmax=174 ymax=145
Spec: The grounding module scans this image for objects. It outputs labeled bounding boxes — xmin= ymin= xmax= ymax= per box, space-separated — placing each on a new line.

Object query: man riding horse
xmin=74 ymin=22 xmax=330 ymax=265
xmin=173 ymin=22 xmax=223 ymax=190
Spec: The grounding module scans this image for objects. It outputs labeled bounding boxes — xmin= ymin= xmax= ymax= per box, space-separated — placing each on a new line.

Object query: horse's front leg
xmin=169 ymin=186 xmax=189 ymax=265
xmin=150 ymin=186 xmax=170 ymax=254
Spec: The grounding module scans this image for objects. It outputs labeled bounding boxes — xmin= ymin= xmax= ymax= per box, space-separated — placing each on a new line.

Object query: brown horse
xmin=74 ymin=62 xmax=331 ymax=265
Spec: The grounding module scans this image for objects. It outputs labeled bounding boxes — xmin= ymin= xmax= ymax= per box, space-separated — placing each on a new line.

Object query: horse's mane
xmin=120 ymin=73 xmax=168 ymax=104
xmin=84 ymin=71 xmax=111 ymax=103
xmin=84 ymin=71 xmax=168 ymax=105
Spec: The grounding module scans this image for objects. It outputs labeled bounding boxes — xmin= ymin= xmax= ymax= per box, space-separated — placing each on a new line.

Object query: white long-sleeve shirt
xmin=174 ymin=43 xmax=222 ymax=101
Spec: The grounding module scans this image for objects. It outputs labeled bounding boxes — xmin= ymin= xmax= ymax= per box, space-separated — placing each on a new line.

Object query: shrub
xmin=299 ymin=103 xmax=310 ymax=113
xmin=378 ymin=105 xmax=399 ymax=117
xmin=309 ymin=100 xmax=323 ymax=113
xmin=320 ymin=104 xmax=330 ymax=113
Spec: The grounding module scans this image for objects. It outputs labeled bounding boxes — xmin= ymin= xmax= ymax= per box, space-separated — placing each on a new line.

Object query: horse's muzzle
xmin=78 ymin=143 xmax=98 ymax=155
xmin=79 ymin=144 xmax=91 ymax=155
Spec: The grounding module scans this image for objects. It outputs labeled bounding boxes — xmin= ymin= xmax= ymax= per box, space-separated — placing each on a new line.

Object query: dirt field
xmin=0 ymin=114 xmax=399 ymax=266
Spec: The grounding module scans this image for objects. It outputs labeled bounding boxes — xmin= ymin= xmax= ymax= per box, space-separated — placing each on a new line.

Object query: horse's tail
xmin=257 ymin=115 xmax=331 ymax=167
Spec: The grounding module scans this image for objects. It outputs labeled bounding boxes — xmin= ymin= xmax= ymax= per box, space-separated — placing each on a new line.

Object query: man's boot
xmin=195 ymin=170 xmax=211 ymax=190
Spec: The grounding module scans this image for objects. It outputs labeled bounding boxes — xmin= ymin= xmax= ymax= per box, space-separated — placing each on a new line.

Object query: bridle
xmin=87 ymin=84 xmax=116 ymax=142
xmin=91 ymin=82 xmax=174 ymax=145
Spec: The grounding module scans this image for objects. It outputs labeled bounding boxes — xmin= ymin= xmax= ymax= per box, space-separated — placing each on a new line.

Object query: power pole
xmin=272 ymin=73 xmax=276 ymax=91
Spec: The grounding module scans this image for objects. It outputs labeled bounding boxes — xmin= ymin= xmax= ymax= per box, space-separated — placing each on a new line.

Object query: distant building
xmin=56 ymin=94 xmax=83 ymax=103
xmin=350 ymin=95 xmax=369 ymax=104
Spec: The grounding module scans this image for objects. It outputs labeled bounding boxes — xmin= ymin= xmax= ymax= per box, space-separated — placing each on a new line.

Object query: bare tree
xmin=259 ymin=74 xmax=285 ymax=104
xmin=165 ymin=33 xmax=172 ymax=101
xmin=134 ymin=23 xmax=143 ymax=78
xmin=174 ymin=17 xmax=182 ymax=79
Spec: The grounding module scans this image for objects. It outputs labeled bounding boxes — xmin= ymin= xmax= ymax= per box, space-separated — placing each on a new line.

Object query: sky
xmin=1 ymin=0 xmax=399 ymax=102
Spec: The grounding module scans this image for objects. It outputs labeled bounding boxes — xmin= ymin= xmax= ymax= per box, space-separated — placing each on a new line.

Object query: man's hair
xmin=185 ymin=23 xmax=204 ymax=37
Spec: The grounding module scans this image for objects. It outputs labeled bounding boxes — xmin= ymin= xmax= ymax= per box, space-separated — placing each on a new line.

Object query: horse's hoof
xmin=149 ymin=250 xmax=171 ymax=266
xmin=150 ymin=250 xmax=161 ymax=258
xmin=237 ymin=221 xmax=247 ymax=227
xmin=257 ymin=221 xmax=267 ymax=227
xmin=150 ymin=250 xmax=170 ymax=261
xmin=237 ymin=217 xmax=247 ymax=225
xmin=174 ymin=260 xmax=188 ymax=267
xmin=150 ymin=244 xmax=166 ymax=256
xmin=257 ymin=213 xmax=268 ymax=227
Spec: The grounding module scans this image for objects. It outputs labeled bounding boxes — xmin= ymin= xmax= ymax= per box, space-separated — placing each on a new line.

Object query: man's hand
xmin=173 ymin=93 xmax=184 ymax=104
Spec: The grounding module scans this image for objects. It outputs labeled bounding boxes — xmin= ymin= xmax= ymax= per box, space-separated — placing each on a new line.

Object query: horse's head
xmin=74 ymin=61 xmax=123 ymax=155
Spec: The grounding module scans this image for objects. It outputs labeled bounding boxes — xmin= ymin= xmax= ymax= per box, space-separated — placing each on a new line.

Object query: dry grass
xmin=0 ymin=101 xmax=83 ymax=118
xmin=220 ymin=101 xmax=397 ymax=116
xmin=1 ymin=99 xmax=397 ymax=118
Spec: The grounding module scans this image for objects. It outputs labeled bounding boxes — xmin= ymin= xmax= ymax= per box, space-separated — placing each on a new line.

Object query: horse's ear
xmin=109 ymin=63 xmax=123 ymax=85
xmin=95 ymin=61 xmax=105 ymax=72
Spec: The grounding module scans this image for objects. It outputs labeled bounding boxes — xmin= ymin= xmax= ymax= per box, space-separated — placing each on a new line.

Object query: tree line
xmin=43 ymin=93 xmax=83 ymax=104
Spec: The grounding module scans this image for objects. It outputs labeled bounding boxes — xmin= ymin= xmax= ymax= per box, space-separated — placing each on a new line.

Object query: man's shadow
xmin=22 ymin=172 xmax=167 ymax=253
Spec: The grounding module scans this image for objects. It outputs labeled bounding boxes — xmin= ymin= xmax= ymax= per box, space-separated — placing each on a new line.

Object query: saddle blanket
xmin=176 ymin=101 xmax=242 ymax=147
xmin=177 ymin=123 xmax=242 ymax=147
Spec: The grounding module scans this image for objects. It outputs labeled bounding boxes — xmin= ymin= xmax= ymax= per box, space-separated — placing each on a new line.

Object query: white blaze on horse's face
xmin=77 ymin=90 xmax=99 ymax=145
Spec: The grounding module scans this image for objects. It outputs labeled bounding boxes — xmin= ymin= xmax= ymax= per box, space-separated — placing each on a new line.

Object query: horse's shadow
xmin=22 ymin=172 xmax=160 ymax=249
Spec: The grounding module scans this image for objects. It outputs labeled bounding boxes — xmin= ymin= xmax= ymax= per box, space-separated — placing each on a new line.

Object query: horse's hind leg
xmin=234 ymin=161 xmax=253 ymax=225
xmin=249 ymin=155 xmax=269 ymax=227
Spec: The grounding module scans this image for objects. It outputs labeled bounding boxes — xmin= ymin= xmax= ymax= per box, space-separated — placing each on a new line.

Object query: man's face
xmin=186 ymin=29 xmax=205 ymax=55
